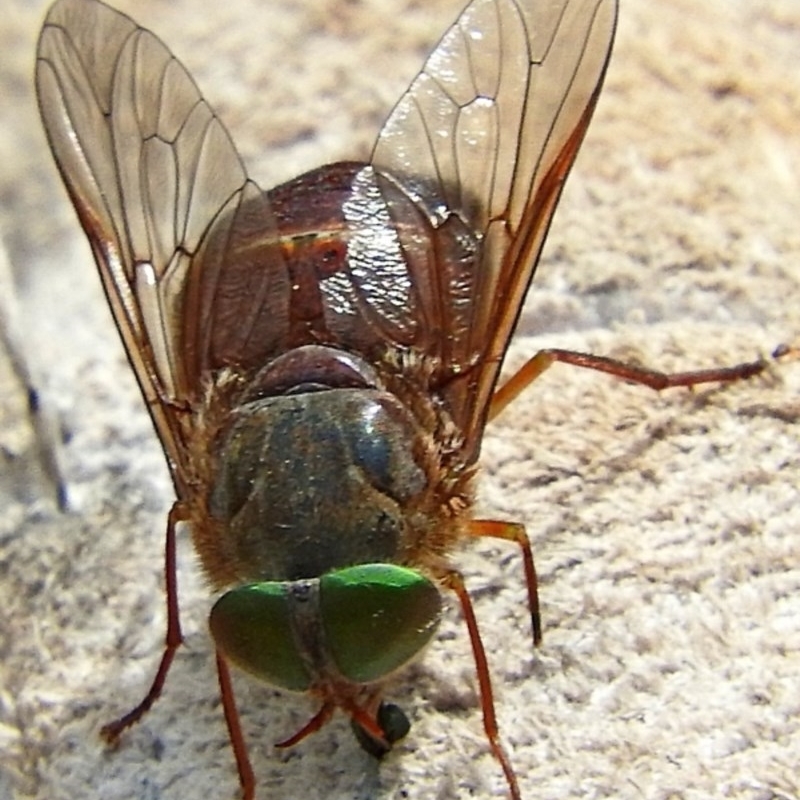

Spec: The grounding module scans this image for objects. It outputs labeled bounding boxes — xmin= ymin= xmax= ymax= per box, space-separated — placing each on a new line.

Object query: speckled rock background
xmin=1 ymin=2 xmax=798 ymax=799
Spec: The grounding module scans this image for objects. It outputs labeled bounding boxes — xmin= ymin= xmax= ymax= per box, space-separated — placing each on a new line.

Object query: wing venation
xmin=36 ymin=0 xmax=249 ymax=491
xmin=373 ymin=0 xmax=617 ymax=461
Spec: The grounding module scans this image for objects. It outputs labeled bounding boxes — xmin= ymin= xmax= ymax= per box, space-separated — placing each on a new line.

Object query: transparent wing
xmin=36 ymin=0 xmax=249 ymax=491
xmin=372 ymin=0 xmax=617 ymax=462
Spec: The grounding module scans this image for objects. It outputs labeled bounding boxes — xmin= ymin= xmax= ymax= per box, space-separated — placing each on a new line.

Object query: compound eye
xmin=210 ymin=583 xmax=312 ymax=692
xmin=320 ymin=564 xmax=442 ymax=684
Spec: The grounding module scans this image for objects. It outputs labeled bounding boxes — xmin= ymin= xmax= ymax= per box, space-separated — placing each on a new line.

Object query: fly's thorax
xmin=209 ymin=387 xmax=429 ymax=582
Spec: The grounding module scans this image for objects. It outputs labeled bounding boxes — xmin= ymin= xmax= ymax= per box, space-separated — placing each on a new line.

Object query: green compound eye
xmin=210 ymin=583 xmax=312 ymax=692
xmin=210 ymin=566 xmax=441 ymax=692
xmin=320 ymin=564 xmax=442 ymax=684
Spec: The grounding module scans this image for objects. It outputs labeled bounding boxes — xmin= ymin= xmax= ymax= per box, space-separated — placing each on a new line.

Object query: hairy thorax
xmin=186 ymin=345 xmax=475 ymax=590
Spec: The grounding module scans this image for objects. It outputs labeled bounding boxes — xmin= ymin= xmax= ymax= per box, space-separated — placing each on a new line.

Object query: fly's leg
xmin=217 ymin=651 xmax=256 ymax=800
xmin=469 ymin=520 xmax=541 ymax=645
xmin=489 ymin=347 xmax=769 ymax=421
xmin=274 ymin=704 xmax=336 ymax=749
xmin=485 ymin=346 xmax=779 ymax=643
xmin=101 ymin=501 xmax=188 ymax=743
xmin=440 ymin=569 xmax=521 ymax=800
